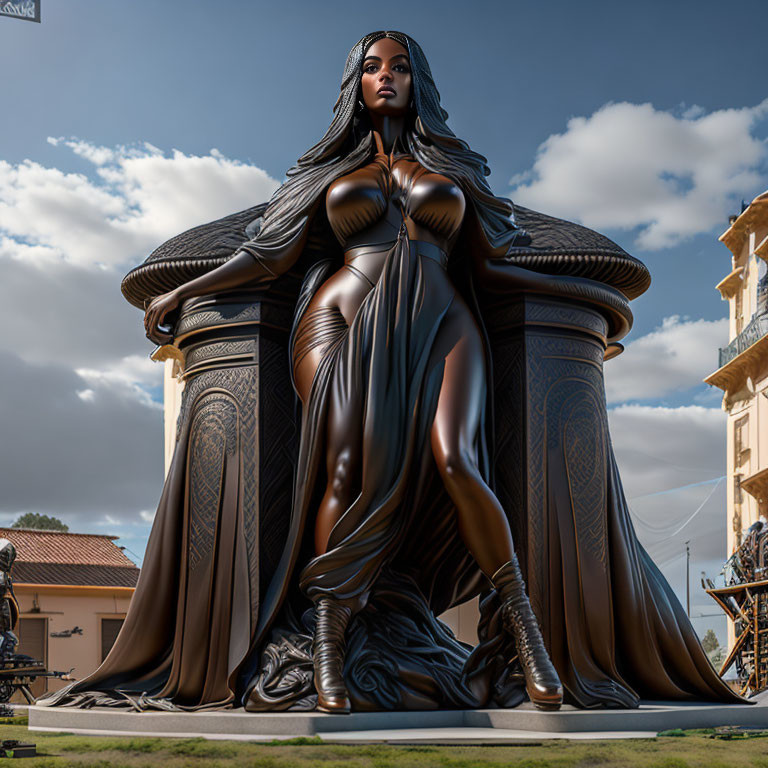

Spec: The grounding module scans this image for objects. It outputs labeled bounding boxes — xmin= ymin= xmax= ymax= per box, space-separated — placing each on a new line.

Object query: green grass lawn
xmin=2 ymin=717 xmax=768 ymax=768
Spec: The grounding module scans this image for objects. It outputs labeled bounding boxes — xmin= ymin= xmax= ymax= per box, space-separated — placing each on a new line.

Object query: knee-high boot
xmin=312 ymin=596 xmax=352 ymax=713
xmin=492 ymin=558 xmax=563 ymax=710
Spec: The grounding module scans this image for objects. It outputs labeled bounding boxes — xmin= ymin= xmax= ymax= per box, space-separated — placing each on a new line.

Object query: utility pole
xmin=685 ymin=540 xmax=691 ymax=617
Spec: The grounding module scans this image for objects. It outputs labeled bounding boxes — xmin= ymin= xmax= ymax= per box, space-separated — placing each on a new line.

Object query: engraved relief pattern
xmin=184 ymin=339 xmax=257 ymax=370
xmin=525 ymin=332 xmax=606 ymax=617
xmin=179 ymin=365 xmax=261 ymax=624
xmin=187 ymin=396 xmax=237 ymax=572
xmin=557 ymin=388 xmax=608 ymax=568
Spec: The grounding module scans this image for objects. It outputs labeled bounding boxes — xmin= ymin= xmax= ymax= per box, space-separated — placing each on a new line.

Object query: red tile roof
xmin=0 ymin=528 xmax=139 ymax=587
xmin=0 ymin=528 xmax=137 ymax=568
xmin=12 ymin=562 xmax=139 ymax=588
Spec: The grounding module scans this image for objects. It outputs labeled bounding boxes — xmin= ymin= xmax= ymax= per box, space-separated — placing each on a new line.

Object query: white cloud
xmin=0 ymin=138 xmax=280 ymax=271
xmin=512 ymin=100 xmax=768 ymax=249
xmin=48 ymin=137 xmax=118 ymax=166
xmin=0 ymin=139 xmax=280 ymax=400
xmin=605 ymin=315 xmax=728 ymax=403
xmin=0 ymin=139 xmax=280 ymax=535
xmin=76 ymin=355 xmax=163 ymax=410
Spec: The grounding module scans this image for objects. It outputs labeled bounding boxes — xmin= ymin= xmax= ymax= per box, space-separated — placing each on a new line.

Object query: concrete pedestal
xmin=28 ymin=698 xmax=766 ymax=743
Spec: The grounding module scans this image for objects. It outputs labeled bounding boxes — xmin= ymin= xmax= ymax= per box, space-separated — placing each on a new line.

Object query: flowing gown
xmin=40 ymin=135 xmax=745 ymax=711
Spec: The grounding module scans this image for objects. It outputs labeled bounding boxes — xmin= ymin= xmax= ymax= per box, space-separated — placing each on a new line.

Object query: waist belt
xmin=345 ymin=239 xmax=448 ymax=268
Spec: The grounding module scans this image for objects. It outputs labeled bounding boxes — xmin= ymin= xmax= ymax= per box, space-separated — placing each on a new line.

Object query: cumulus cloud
xmin=605 ymin=315 xmax=729 ymax=404
xmin=0 ymin=138 xmax=281 ymax=371
xmin=0 ymin=139 xmax=280 ymax=535
xmin=0 ymin=138 xmax=280 ymax=271
xmin=512 ymin=100 xmax=768 ymax=249
xmin=0 ymin=139 xmax=281 ymax=373
xmin=76 ymin=355 xmax=163 ymax=410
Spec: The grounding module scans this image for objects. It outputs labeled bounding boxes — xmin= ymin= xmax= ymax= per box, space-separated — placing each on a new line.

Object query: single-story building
xmin=2 ymin=527 xmax=139 ymax=700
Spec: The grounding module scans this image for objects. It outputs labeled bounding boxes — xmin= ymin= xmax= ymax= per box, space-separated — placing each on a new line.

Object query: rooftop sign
xmin=0 ymin=0 xmax=40 ymax=22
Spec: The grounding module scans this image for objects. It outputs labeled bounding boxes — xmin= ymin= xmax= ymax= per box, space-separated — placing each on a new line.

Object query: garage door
xmin=16 ymin=617 xmax=48 ymax=698
xmin=101 ymin=618 xmax=124 ymax=662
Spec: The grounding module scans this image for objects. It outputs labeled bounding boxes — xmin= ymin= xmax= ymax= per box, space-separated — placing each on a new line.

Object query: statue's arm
xmin=467 ymin=203 xmax=603 ymax=298
xmin=144 ymin=206 xmax=317 ymax=344
xmin=468 ymin=203 xmax=632 ymax=340
xmin=474 ymin=252 xmax=566 ymax=295
xmin=473 ymin=237 xmax=630 ymax=313
xmin=465 ymin=202 xmax=551 ymax=293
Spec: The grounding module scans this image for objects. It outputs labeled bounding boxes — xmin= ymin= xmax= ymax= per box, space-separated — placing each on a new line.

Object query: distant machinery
xmin=706 ymin=519 xmax=768 ymax=697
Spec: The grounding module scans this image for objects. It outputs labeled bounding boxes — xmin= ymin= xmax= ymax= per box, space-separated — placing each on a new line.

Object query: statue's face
xmin=360 ymin=38 xmax=412 ymax=117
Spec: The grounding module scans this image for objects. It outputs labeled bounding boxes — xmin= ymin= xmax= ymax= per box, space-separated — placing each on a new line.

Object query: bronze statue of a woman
xmin=144 ymin=30 xmax=562 ymax=713
xmin=43 ymin=31 xmax=743 ymax=715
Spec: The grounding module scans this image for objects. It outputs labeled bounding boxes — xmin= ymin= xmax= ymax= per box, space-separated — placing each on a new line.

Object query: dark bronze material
xmin=492 ymin=559 xmax=563 ymax=710
xmin=312 ymin=597 xmax=352 ymax=713
xmin=41 ymin=30 xmax=745 ymax=713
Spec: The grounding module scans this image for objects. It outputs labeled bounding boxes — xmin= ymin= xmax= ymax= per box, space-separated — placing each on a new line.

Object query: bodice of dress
xmin=326 ymin=136 xmax=466 ymax=253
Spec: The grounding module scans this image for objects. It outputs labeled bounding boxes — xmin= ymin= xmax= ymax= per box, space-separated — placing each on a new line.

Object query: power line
xmin=120 ymin=545 xmax=144 ymax=565
xmin=628 ymin=477 xmax=724 ymax=536
xmin=629 ymin=475 xmax=725 ymax=501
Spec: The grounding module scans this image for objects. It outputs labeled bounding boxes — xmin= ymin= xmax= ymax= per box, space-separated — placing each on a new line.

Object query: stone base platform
xmin=27 ymin=698 xmax=766 ymax=743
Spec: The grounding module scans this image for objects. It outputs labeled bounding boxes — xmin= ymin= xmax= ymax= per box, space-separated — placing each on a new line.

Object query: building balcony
xmin=719 ymin=312 xmax=768 ymax=369
xmin=706 ymin=309 xmax=768 ymax=398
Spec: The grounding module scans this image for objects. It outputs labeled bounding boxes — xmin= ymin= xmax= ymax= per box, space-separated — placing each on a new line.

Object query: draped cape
xmin=39 ymin=198 xmax=745 ymax=711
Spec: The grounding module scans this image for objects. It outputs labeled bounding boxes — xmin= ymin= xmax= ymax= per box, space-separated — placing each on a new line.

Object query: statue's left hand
xmin=144 ymin=289 xmax=181 ymax=345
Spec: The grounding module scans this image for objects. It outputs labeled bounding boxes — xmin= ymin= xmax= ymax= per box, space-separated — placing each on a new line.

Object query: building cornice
xmin=755 ymin=234 xmax=768 ymax=262
xmin=741 ymin=466 xmax=768 ymax=505
xmin=720 ymin=191 xmax=768 ymax=258
xmin=716 ymin=266 xmax=745 ymax=299
xmin=13 ymin=583 xmax=136 ymax=596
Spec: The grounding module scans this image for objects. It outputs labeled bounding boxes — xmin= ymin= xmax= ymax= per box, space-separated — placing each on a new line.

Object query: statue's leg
xmin=429 ymin=311 xmax=514 ymax=577
xmin=294 ymin=324 xmax=363 ymax=558
xmin=291 ymin=275 xmax=371 ymax=715
xmin=296 ymin=339 xmax=360 ymax=713
xmin=429 ymin=304 xmax=563 ymax=710
xmin=313 ymin=385 xmax=363 ymax=556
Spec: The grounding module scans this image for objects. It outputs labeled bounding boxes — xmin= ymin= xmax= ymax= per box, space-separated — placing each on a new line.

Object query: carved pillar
xmin=164 ymin=289 xmax=299 ymax=605
xmin=485 ymin=291 xmax=629 ymax=643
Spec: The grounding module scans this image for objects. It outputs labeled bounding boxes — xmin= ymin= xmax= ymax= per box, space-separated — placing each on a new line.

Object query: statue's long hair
xmin=253 ymin=30 xmax=522 ymax=256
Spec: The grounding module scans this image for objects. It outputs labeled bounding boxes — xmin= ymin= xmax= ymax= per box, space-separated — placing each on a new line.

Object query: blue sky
xmin=2 ymin=0 xmax=767 ymax=646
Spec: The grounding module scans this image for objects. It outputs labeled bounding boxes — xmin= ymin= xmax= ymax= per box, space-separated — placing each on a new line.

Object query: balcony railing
xmin=719 ymin=311 xmax=768 ymax=368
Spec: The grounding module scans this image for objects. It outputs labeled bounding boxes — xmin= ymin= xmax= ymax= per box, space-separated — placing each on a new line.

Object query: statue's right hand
xmin=143 ymin=289 xmax=181 ymax=345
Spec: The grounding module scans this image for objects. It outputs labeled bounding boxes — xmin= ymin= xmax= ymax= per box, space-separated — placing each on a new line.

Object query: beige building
xmin=705 ymin=191 xmax=768 ymax=558
xmin=4 ymin=528 xmax=138 ymax=700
